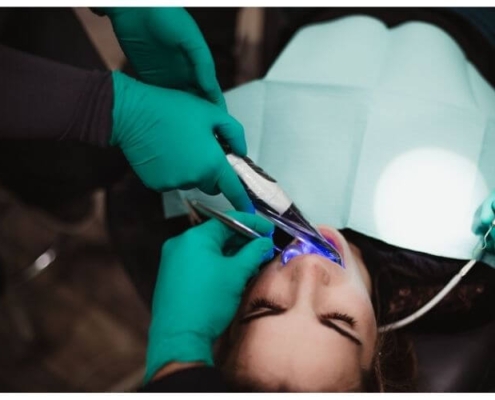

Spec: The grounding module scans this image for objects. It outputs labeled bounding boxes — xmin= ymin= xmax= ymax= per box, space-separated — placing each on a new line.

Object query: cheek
xmin=241 ymin=258 xmax=283 ymax=301
xmin=253 ymin=255 xmax=284 ymax=283
xmin=238 ymin=261 xmax=292 ymax=316
xmin=346 ymin=267 xmax=369 ymax=292
xmin=355 ymin=294 xmax=376 ymax=329
xmin=335 ymin=279 xmax=375 ymax=322
xmin=248 ymin=269 xmax=288 ymax=299
xmin=350 ymin=293 xmax=378 ymax=351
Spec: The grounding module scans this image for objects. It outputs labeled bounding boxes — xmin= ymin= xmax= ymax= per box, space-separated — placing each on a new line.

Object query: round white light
xmin=374 ymin=148 xmax=488 ymax=258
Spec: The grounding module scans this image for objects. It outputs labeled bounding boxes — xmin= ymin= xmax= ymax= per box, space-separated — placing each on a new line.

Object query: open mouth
xmin=279 ymin=233 xmax=345 ymax=268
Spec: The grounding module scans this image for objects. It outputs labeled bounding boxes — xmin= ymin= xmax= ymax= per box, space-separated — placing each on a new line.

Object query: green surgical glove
xmin=472 ymin=191 xmax=495 ymax=251
xmin=111 ymin=71 xmax=253 ymax=212
xmin=144 ymin=212 xmax=274 ymax=383
xmin=105 ymin=7 xmax=226 ymax=108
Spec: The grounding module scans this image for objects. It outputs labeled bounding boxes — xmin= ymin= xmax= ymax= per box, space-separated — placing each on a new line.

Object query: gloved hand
xmin=144 ymin=211 xmax=274 ymax=383
xmin=104 ymin=7 xmax=226 ymax=109
xmin=111 ymin=71 xmax=253 ymax=212
xmin=472 ymin=191 xmax=495 ymax=251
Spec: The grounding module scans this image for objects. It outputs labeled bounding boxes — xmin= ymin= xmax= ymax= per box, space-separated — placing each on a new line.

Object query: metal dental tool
xmin=481 ymin=219 xmax=495 ymax=252
xmin=217 ymin=139 xmax=343 ymax=267
xmin=256 ymin=205 xmax=344 ymax=267
xmin=188 ymin=200 xmax=282 ymax=253
xmin=378 ymin=218 xmax=495 ymax=332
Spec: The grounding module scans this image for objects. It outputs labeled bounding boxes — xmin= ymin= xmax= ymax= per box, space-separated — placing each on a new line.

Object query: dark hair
xmin=369 ymin=328 xmax=417 ymax=392
xmin=340 ymin=229 xmax=495 ymax=333
xmin=340 ymin=228 xmax=495 ymax=392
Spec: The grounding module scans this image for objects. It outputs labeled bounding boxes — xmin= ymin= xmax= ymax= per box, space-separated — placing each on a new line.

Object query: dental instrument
xmin=218 ymin=138 xmax=343 ymax=267
xmin=378 ymin=218 xmax=495 ymax=332
xmin=259 ymin=207 xmax=345 ymax=267
xmin=189 ymin=199 xmax=340 ymax=267
xmin=188 ymin=200 xmax=282 ymax=253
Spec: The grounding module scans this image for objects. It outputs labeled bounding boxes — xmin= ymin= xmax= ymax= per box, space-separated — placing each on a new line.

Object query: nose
xmin=287 ymin=255 xmax=331 ymax=306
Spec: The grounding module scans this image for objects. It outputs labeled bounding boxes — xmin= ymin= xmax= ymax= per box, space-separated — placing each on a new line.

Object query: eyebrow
xmin=319 ymin=318 xmax=362 ymax=346
xmin=239 ymin=310 xmax=362 ymax=346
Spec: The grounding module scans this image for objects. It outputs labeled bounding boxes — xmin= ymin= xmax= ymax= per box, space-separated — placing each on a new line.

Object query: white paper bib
xmin=163 ymin=15 xmax=495 ymax=260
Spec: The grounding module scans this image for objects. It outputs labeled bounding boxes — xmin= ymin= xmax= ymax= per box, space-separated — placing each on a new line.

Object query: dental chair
xmin=412 ymin=320 xmax=495 ymax=391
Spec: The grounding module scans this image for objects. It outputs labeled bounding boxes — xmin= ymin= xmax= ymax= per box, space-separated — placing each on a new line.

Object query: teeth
xmin=281 ymin=240 xmax=344 ymax=268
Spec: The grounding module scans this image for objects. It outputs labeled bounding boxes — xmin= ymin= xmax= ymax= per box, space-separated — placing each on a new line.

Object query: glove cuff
xmin=95 ymin=7 xmax=126 ymax=18
xmin=110 ymin=70 xmax=138 ymax=147
xmin=89 ymin=7 xmax=107 ymax=17
xmin=144 ymin=332 xmax=214 ymax=385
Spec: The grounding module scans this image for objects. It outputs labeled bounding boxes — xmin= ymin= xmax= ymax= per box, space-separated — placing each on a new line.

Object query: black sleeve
xmin=138 ymin=366 xmax=230 ymax=392
xmin=0 ymin=43 xmax=113 ymax=147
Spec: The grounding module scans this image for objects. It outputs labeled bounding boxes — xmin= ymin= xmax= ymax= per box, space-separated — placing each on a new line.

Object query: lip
xmin=316 ymin=227 xmax=346 ymax=265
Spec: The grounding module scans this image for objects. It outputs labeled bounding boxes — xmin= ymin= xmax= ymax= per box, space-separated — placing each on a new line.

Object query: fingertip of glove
xmin=258 ymin=237 xmax=275 ymax=263
xmin=245 ymin=202 xmax=256 ymax=214
xmin=227 ymin=191 xmax=255 ymax=214
xmin=213 ymin=93 xmax=228 ymax=111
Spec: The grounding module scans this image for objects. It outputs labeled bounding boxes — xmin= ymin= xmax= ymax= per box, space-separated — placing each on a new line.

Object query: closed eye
xmin=320 ymin=312 xmax=356 ymax=328
xmin=248 ymin=297 xmax=285 ymax=312
xmin=240 ymin=297 xmax=362 ymax=346
xmin=245 ymin=298 xmax=357 ymax=327
xmin=240 ymin=297 xmax=286 ymax=324
xmin=319 ymin=312 xmax=361 ymax=346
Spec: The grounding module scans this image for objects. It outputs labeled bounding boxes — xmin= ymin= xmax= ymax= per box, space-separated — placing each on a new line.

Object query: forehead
xmin=233 ymin=314 xmax=364 ymax=389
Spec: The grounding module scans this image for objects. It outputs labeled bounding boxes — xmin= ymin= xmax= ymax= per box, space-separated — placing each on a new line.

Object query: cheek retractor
xmin=281 ymin=239 xmax=342 ymax=266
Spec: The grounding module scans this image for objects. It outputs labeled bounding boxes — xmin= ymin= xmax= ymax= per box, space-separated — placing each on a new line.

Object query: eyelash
xmin=249 ymin=297 xmax=285 ymax=312
xmin=249 ymin=297 xmax=357 ymax=327
xmin=320 ymin=312 xmax=356 ymax=327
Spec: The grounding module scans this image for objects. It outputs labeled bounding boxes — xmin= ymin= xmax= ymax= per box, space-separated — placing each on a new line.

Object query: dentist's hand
xmin=111 ymin=71 xmax=253 ymax=212
xmin=472 ymin=191 xmax=495 ymax=251
xmin=105 ymin=7 xmax=226 ymax=108
xmin=144 ymin=212 xmax=274 ymax=383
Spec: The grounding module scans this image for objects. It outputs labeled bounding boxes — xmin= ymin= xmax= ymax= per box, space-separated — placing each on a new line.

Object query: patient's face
xmin=221 ymin=226 xmax=377 ymax=392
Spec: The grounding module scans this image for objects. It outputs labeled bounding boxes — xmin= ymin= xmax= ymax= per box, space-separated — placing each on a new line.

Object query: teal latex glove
xmin=472 ymin=191 xmax=495 ymax=252
xmin=105 ymin=7 xmax=226 ymax=109
xmin=144 ymin=211 xmax=275 ymax=383
xmin=111 ymin=71 xmax=253 ymax=212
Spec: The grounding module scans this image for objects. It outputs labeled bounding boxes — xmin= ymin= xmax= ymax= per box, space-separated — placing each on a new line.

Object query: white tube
xmin=378 ymin=258 xmax=477 ymax=332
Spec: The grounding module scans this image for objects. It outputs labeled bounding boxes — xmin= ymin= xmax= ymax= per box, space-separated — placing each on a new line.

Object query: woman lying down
xmin=214 ymin=225 xmax=495 ymax=392
xmin=140 ymin=214 xmax=495 ymax=392
xmin=216 ymin=226 xmax=379 ymax=391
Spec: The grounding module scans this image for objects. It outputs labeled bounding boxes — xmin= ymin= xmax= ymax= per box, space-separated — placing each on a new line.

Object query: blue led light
xmin=281 ymin=243 xmax=307 ymax=264
xmin=281 ymin=239 xmax=342 ymax=267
